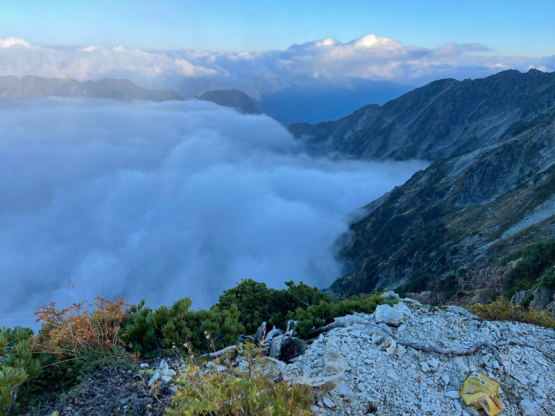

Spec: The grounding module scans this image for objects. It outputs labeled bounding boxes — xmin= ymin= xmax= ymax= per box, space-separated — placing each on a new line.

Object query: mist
xmin=0 ymin=99 xmax=426 ymax=326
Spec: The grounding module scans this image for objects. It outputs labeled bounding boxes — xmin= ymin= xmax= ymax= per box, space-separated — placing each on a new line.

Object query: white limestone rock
xmin=374 ymin=304 xmax=404 ymax=327
xmin=394 ymin=302 xmax=412 ymax=318
xmin=148 ymin=372 xmax=160 ymax=386
xmin=323 ymin=346 xmax=347 ymax=376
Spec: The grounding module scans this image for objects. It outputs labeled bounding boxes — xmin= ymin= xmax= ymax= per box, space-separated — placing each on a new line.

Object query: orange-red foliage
xmin=34 ymin=293 xmax=129 ymax=355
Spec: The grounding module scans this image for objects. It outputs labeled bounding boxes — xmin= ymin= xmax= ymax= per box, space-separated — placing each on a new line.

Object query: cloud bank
xmin=0 ymin=99 xmax=426 ymax=325
xmin=0 ymin=34 xmax=552 ymax=94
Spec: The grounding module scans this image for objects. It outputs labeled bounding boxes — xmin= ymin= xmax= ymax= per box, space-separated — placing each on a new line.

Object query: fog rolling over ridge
xmin=0 ymin=99 xmax=426 ymax=326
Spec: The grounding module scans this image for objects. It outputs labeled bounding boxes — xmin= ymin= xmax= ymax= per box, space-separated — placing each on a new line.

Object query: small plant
xmin=467 ymin=296 xmax=555 ymax=329
xmin=0 ymin=326 xmax=41 ymax=414
xmin=168 ymin=345 xmax=313 ymax=415
xmin=34 ymin=282 xmax=129 ymax=356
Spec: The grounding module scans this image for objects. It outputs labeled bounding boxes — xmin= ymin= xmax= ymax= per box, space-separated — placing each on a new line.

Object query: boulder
xmin=148 ymin=372 xmax=160 ymax=386
xmin=298 ymin=373 xmax=343 ymax=397
xmin=323 ymin=346 xmax=347 ymax=376
xmin=530 ymin=287 xmax=554 ymax=310
xmin=269 ymin=335 xmax=307 ymax=363
xmin=374 ymin=304 xmax=404 ymax=327
xmin=511 ymin=290 xmax=531 ymax=304
xmin=394 ymin=302 xmax=411 ymax=318
xmin=381 ymin=291 xmax=401 ymax=302
xmin=401 ymin=297 xmax=422 ymax=307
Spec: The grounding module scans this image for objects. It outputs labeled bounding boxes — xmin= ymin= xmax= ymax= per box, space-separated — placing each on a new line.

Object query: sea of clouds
xmin=1 ymin=34 xmax=553 ymax=95
xmin=0 ymin=99 xmax=426 ymax=326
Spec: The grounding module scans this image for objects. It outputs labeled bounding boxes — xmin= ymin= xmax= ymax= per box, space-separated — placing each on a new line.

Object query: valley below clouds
xmin=0 ymin=99 xmax=426 ymax=326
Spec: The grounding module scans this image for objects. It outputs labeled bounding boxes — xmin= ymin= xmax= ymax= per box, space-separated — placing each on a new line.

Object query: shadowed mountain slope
xmin=0 ymin=75 xmax=184 ymax=102
xmin=197 ymin=89 xmax=261 ymax=115
xmin=330 ymin=114 xmax=555 ymax=302
xmin=289 ymin=69 xmax=555 ymax=162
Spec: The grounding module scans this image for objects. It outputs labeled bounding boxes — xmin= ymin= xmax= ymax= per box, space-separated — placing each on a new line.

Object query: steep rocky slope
xmin=330 ymin=115 xmax=555 ymax=302
xmin=0 ymin=75 xmax=184 ymax=102
xmin=288 ymin=69 xmax=555 ymax=161
xmin=197 ymin=89 xmax=261 ymax=115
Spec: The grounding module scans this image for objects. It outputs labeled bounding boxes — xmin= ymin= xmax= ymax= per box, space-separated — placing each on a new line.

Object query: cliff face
xmin=289 ymin=69 xmax=555 ymax=162
xmin=330 ymin=116 xmax=555 ymax=299
xmin=0 ymin=75 xmax=184 ymax=102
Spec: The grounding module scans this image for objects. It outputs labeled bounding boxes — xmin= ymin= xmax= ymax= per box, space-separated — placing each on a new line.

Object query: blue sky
xmin=2 ymin=0 xmax=554 ymax=55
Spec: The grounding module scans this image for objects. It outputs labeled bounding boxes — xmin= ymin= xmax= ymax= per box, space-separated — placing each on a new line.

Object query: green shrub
xmin=119 ymin=297 xmax=244 ymax=356
xmin=540 ymin=265 xmax=555 ymax=290
xmin=295 ymin=292 xmax=392 ymax=338
xmin=168 ymin=349 xmax=312 ymax=416
xmin=439 ymin=274 xmax=459 ymax=301
xmin=467 ymin=296 xmax=555 ymax=329
xmin=501 ymin=240 xmax=555 ymax=299
xmin=215 ymin=279 xmax=330 ymax=335
xmin=0 ymin=327 xmax=41 ymax=414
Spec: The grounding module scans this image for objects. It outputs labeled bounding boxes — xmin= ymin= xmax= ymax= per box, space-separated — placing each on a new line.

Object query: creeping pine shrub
xmin=467 ymin=297 xmax=555 ymax=329
xmin=295 ymin=292 xmax=392 ymax=338
xmin=168 ymin=346 xmax=312 ymax=416
xmin=0 ymin=327 xmax=41 ymax=414
xmin=119 ymin=297 xmax=244 ymax=356
xmin=501 ymin=240 xmax=555 ymax=300
xmin=215 ymin=279 xmax=330 ymax=334
xmin=540 ymin=265 xmax=555 ymax=290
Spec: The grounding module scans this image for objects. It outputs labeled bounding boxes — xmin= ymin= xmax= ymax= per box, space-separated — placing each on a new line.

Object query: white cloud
xmin=79 ymin=45 xmax=98 ymax=52
xmin=0 ymin=98 xmax=425 ymax=326
xmin=0 ymin=34 xmax=552 ymax=91
xmin=0 ymin=36 xmax=30 ymax=48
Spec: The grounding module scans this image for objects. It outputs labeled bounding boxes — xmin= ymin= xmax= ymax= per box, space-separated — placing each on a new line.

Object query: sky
xmin=2 ymin=0 xmax=554 ymax=56
xmin=0 ymin=99 xmax=425 ymax=325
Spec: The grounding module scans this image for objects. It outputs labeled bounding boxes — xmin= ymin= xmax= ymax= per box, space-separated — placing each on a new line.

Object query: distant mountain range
xmin=0 ymin=75 xmax=184 ymax=102
xmin=309 ymin=69 xmax=555 ymax=306
xmin=178 ymin=75 xmax=413 ymax=125
xmin=289 ymin=69 xmax=555 ymax=161
xmin=197 ymin=89 xmax=261 ymax=115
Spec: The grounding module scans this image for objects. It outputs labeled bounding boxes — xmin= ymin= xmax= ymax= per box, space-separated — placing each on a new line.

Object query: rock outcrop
xmin=283 ymin=299 xmax=555 ymax=415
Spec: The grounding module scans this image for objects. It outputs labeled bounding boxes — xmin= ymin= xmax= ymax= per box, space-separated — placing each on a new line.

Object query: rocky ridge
xmin=288 ymin=69 xmax=555 ymax=162
xmin=44 ymin=293 xmax=555 ymax=416
xmin=282 ymin=292 xmax=555 ymax=416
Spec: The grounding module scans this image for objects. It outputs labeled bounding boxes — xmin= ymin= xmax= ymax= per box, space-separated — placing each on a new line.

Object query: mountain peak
xmin=197 ymin=89 xmax=261 ymax=115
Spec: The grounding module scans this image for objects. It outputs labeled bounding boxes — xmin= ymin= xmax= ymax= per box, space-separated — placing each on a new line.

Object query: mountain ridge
xmin=289 ymin=69 xmax=555 ymax=162
xmin=0 ymin=75 xmax=184 ymax=102
xmin=330 ymin=115 xmax=555 ymax=304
